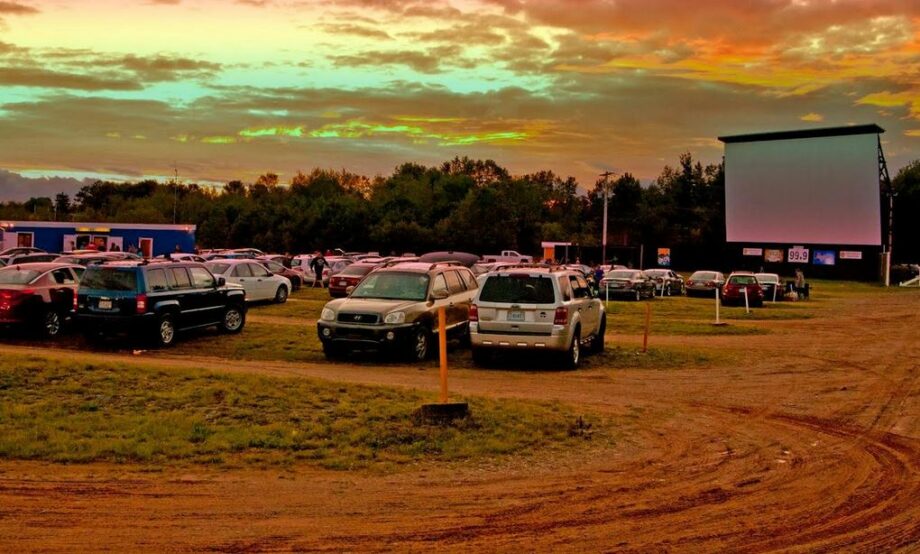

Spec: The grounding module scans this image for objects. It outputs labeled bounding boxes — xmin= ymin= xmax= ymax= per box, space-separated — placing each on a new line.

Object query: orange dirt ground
xmin=0 ymin=290 xmax=918 ymax=552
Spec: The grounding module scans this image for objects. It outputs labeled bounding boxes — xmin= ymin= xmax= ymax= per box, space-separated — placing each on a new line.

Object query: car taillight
xmin=706 ymin=281 xmax=715 ymax=287
xmin=0 ymin=289 xmax=33 ymax=302
xmin=469 ymin=304 xmax=478 ymax=322
xmin=136 ymin=293 xmax=148 ymax=314
xmin=554 ymin=307 xmax=568 ymax=325
xmin=73 ymin=292 xmax=78 ymax=311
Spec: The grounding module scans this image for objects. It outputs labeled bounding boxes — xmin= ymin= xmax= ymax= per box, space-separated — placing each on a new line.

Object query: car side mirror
xmin=216 ymin=276 xmax=226 ymax=287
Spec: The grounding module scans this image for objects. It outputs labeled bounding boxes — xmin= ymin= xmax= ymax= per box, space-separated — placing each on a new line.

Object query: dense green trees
xmin=18 ymin=152 xmax=900 ymax=262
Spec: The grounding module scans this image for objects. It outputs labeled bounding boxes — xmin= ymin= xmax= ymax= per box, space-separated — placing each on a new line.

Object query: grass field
xmin=0 ymin=355 xmax=606 ymax=470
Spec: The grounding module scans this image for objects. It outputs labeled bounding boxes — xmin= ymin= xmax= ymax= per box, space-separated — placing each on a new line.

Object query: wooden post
xmin=642 ymin=302 xmax=650 ymax=353
xmin=438 ymin=306 xmax=448 ymax=403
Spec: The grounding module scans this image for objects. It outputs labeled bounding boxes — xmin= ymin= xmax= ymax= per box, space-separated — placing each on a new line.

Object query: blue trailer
xmin=0 ymin=221 xmax=196 ymax=257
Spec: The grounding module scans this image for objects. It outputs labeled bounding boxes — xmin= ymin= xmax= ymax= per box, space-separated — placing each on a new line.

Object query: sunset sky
xmin=1 ymin=0 xmax=918 ymax=196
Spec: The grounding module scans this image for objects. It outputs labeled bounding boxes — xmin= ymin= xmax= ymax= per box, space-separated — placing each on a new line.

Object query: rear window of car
xmin=729 ymin=275 xmax=757 ymax=285
xmin=0 ymin=268 xmax=41 ymax=284
xmin=480 ymin=275 xmax=556 ymax=304
xmin=80 ymin=267 xmax=138 ymax=291
xmin=609 ymin=270 xmax=639 ymax=279
xmin=690 ymin=272 xmax=716 ymax=280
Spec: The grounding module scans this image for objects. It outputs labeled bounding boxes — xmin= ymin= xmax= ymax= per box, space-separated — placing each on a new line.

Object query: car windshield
xmin=80 ymin=267 xmax=138 ymax=291
xmin=756 ymin=274 xmax=779 ymax=284
xmin=480 ymin=275 xmax=556 ymax=304
xmin=691 ymin=272 xmax=716 ymax=280
xmin=609 ymin=270 xmax=639 ymax=279
xmin=205 ymin=263 xmax=231 ymax=275
xmin=352 ymin=272 xmax=429 ymax=300
xmin=0 ymin=268 xmax=41 ymax=284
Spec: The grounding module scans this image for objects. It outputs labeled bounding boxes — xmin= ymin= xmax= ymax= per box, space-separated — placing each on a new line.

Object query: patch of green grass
xmin=0 ymin=355 xmax=601 ymax=469
xmin=171 ymin=321 xmax=325 ymax=364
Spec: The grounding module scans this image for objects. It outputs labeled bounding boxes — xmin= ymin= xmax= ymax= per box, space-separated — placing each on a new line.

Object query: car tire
xmin=561 ymin=327 xmax=581 ymax=369
xmin=274 ymin=285 xmax=289 ymax=304
xmin=471 ymin=347 xmax=491 ymax=366
xmin=221 ymin=305 xmax=245 ymax=334
xmin=155 ymin=314 xmax=176 ymax=347
xmin=590 ymin=315 xmax=606 ymax=354
xmin=41 ymin=309 xmax=63 ymax=338
xmin=407 ymin=326 xmax=431 ymax=362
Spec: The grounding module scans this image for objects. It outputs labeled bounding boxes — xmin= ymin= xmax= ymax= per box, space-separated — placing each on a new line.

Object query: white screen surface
xmin=725 ymin=133 xmax=881 ymax=245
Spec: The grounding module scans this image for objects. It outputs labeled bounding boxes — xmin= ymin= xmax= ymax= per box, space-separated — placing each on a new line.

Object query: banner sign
xmin=764 ymin=249 xmax=784 ymax=263
xmin=787 ymin=247 xmax=810 ymax=263
xmin=742 ymin=248 xmax=763 ymax=256
xmin=813 ymin=250 xmax=836 ymax=266
xmin=839 ymin=250 xmax=863 ymax=260
xmin=657 ymin=248 xmax=671 ymax=267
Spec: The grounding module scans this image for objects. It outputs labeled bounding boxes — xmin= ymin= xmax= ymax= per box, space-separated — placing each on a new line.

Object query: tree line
xmin=1 ymin=154 xmax=917 ymax=263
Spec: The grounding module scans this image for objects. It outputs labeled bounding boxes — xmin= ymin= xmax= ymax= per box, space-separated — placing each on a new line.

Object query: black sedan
xmin=600 ymin=269 xmax=657 ymax=300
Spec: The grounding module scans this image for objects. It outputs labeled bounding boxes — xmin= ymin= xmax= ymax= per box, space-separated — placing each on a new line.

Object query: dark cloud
xmin=0 ymin=170 xmax=88 ymax=202
xmin=319 ymin=23 xmax=391 ymax=40
xmin=0 ymin=66 xmax=142 ymax=90
xmin=0 ymin=1 xmax=38 ymax=15
xmin=330 ymin=45 xmax=464 ymax=74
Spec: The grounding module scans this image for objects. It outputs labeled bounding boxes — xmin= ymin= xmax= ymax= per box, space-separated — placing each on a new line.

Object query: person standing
xmin=310 ymin=252 xmax=327 ymax=288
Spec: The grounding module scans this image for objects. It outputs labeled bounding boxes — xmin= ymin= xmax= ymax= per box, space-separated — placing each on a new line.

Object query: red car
xmin=328 ymin=262 xmax=382 ymax=298
xmin=721 ymin=272 xmax=764 ymax=307
xmin=0 ymin=262 xmax=84 ymax=337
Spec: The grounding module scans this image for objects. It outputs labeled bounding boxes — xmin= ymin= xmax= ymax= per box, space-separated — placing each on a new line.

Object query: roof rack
xmin=428 ymin=261 xmax=464 ymax=270
xmin=494 ymin=262 xmax=567 ymax=272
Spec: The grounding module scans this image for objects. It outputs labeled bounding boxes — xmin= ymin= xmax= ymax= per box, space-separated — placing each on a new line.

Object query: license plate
xmin=338 ymin=281 xmax=348 ymax=286
xmin=98 ymin=299 xmax=112 ymax=310
xmin=507 ymin=310 xmax=525 ymax=322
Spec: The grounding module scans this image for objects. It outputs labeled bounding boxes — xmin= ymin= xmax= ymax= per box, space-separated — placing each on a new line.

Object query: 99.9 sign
xmin=787 ymin=248 xmax=810 ymax=263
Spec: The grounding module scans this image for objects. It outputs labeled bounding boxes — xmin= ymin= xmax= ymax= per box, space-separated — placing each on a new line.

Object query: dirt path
xmin=0 ymin=290 xmax=918 ymax=552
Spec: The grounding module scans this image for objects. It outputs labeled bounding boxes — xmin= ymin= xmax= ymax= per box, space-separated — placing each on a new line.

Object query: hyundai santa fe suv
xmin=77 ymin=260 xmax=247 ymax=347
xmin=317 ymin=262 xmax=478 ymax=361
xmin=470 ymin=267 xmax=606 ymax=368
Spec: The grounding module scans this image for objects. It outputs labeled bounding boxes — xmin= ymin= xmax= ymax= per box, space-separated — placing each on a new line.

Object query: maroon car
xmin=257 ymin=258 xmax=303 ymax=291
xmin=721 ymin=272 xmax=765 ymax=307
xmin=0 ymin=262 xmax=84 ymax=337
xmin=328 ymin=262 xmax=382 ymax=298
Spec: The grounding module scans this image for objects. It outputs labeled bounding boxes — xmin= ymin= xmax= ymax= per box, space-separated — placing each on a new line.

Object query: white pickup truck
xmin=481 ymin=250 xmax=533 ymax=263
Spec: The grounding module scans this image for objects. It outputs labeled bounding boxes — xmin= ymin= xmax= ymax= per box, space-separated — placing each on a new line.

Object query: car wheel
xmin=41 ymin=309 xmax=63 ymax=338
xmin=155 ymin=314 xmax=176 ymax=347
xmin=274 ymin=285 xmax=289 ymax=304
xmin=471 ymin=347 xmax=491 ymax=366
xmin=221 ymin=305 xmax=245 ymax=333
xmin=561 ymin=328 xmax=581 ymax=369
xmin=408 ymin=326 xmax=431 ymax=362
xmin=592 ymin=315 xmax=606 ymax=354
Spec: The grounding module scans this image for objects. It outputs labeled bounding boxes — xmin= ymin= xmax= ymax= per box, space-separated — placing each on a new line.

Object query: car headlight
xmin=320 ymin=307 xmax=336 ymax=321
xmin=384 ymin=311 xmax=405 ymax=324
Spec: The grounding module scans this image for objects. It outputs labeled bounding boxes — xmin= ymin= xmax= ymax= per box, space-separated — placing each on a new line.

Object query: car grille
xmin=337 ymin=312 xmax=380 ymax=325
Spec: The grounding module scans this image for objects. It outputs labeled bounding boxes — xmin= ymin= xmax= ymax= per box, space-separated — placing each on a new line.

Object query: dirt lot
xmin=0 ymin=287 xmax=918 ymax=552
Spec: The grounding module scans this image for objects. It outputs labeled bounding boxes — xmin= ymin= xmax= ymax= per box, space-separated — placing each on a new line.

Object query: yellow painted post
xmin=438 ymin=306 xmax=448 ymax=403
xmin=642 ymin=302 xmax=651 ymax=353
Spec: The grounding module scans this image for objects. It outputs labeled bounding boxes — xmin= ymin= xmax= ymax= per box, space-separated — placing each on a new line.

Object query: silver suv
xmin=470 ymin=267 xmax=606 ymax=368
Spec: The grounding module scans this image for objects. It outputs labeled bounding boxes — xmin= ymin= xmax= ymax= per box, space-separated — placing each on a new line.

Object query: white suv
xmin=469 ymin=267 xmax=606 ymax=368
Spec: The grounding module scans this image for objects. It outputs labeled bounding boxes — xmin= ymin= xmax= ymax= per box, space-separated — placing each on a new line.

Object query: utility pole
xmin=172 ymin=163 xmax=179 ymax=224
xmin=599 ymin=170 xmax=616 ymax=266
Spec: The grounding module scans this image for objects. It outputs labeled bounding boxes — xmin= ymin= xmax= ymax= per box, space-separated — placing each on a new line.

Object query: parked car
xmin=470 ymin=267 xmax=605 ymax=368
xmin=722 ymin=272 xmax=765 ymax=307
xmin=600 ymin=269 xmax=657 ymax=300
xmin=205 ymin=259 xmax=292 ymax=303
xmin=55 ymin=252 xmax=141 ymax=266
xmin=317 ymin=262 xmax=479 ymax=361
xmin=686 ymin=270 xmax=726 ymax=297
xmin=644 ymin=269 xmax=685 ymax=296
xmin=0 ymin=262 xmax=84 ymax=337
xmin=754 ymin=272 xmax=783 ymax=301
xmin=0 ymin=247 xmax=45 ymax=257
xmin=0 ymin=252 xmax=60 ymax=266
xmin=257 ymin=257 xmax=303 ymax=291
xmin=328 ymin=261 xmax=382 ymax=298
xmin=156 ymin=253 xmax=207 ymax=263
xmin=77 ymin=260 xmax=247 ymax=346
